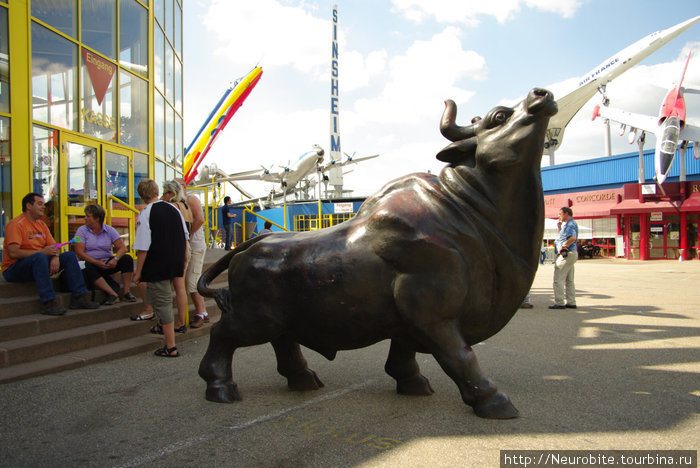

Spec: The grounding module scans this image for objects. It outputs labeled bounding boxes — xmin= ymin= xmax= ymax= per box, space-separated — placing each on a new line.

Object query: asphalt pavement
xmin=1 ymin=258 xmax=698 ymax=467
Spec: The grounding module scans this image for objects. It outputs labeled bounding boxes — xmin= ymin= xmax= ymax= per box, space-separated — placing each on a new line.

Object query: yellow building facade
xmin=0 ymin=0 xmax=183 ymax=251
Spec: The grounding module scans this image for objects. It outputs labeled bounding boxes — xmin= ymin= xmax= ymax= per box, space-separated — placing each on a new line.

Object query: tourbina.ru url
xmin=501 ymin=450 xmax=696 ymax=467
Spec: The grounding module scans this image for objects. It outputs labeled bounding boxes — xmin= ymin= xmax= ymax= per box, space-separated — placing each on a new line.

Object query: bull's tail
xmin=197 ymin=236 xmax=268 ymax=309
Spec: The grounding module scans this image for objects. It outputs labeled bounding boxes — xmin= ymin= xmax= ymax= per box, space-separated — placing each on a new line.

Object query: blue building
xmin=542 ymin=145 xmax=700 ymax=260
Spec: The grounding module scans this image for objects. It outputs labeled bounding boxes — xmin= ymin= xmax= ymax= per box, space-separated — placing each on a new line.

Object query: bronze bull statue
xmin=198 ymin=88 xmax=558 ymax=419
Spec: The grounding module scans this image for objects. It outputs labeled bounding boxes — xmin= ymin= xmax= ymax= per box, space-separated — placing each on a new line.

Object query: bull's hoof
xmin=205 ymin=381 xmax=242 ymax=403
xmin=473 ymin=391 xmax=518 ymax=419
xmin=287 ymin=369 xmax=324 ymax=391
xmin=396 ymin=374 xmax=434 ymax=396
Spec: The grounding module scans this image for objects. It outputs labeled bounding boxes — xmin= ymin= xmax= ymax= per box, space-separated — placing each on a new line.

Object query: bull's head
xmin=437 ymin=88 xmax=557 ymax=169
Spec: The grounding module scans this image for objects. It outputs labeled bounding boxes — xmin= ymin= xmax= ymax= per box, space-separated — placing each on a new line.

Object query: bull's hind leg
xmin=384 ymin=338 xmax=434 ymax=396
xmin=271 ymin=336 xmax=324 ymax=391
xmin=427 ymin=326 xmax=517 ymax=419
xmin=199 ymin=322 xmax=241 ymax=403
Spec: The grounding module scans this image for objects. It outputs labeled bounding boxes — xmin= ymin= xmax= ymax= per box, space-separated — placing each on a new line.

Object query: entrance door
xmin=59 ymin=134 xmax=135 ymax=249
xmin=648 ymin=222 xmax=665 ymax=259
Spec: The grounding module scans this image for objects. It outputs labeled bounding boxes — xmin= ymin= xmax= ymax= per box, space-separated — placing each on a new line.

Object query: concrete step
xmin=0 ymin=305 xmax=221 ymax=384
xmin=0 ymin=247 xmax=231 ymax=384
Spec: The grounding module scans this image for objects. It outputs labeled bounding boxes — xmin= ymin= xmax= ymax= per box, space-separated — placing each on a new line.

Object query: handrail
xmin=242 ymin=203 xmax=288 ymax=240
xmin=106 ymin=195 xmax=140 ymax=214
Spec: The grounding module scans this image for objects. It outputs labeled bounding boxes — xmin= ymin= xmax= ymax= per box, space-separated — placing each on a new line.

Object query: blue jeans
xmin=223 ymin=224 xmax=234 ymax=249
xmin=3 ymin=251 xmax=88 ymax=303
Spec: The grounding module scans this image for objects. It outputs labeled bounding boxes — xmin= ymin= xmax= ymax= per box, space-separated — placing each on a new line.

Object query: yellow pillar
xmin=8 ymin=0 xmax=32 ymax=215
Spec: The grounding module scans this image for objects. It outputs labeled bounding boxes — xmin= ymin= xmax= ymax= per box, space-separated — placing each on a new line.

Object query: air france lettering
xmin=330 ymin=5 xmax=341 ymax=155
xmin=578 ymin=57 xmax=619 ymax=87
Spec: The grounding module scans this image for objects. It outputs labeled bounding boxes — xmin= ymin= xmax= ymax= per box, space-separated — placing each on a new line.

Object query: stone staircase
xmin=0 ymin=249 xmax=229 ymax=384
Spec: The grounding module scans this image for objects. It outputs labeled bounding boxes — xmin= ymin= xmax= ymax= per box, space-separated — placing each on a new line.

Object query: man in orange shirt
xmin=2 ymin=193 xmax=99 ymax=315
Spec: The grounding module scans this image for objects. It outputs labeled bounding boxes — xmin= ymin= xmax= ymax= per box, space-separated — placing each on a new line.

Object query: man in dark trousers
xmin=133 ymin=179 xmax=188 ymax=357
xmin=221 ymin=196 xmax=237 ymax=250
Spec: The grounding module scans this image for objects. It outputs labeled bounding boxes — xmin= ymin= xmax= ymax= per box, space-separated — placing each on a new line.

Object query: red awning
xmin=610 ymin=199 xmax=683 ymax=215
xmin=681 ymin=192 xmax=700 ymax=212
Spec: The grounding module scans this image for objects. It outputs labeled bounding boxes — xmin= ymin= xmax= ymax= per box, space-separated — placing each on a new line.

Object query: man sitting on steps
xmin=1 ymin=193 xmax=100 ymax=316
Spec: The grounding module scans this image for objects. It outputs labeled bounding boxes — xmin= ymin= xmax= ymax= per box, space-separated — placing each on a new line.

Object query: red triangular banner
xmin=81 ymin=49 xmax=115 ymax=106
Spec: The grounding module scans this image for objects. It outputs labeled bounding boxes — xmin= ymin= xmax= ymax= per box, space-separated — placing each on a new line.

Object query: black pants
xmin=82 ymin=254 xmax=134 ymax=292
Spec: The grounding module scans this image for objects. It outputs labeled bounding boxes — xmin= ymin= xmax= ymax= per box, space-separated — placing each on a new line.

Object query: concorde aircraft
xmin=544 ymin=15 xmax=700 ymax=165
xmin=592 ymin=51 xmax=700 ymax=184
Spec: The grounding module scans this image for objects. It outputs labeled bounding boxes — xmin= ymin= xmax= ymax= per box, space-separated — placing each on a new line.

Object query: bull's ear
xmin=436 ymin=139 xmax=476 ymax=166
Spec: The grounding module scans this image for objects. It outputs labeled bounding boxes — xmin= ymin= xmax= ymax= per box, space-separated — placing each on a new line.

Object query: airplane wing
xmin=593 ymin=105 xmax=659 ymax=135
xmin=680 ymin=122 xmax=700 ymax=142
xmin=320 ymin=154 xmax=379 ymax=172
xmin=219 ymin=169 xmax=280 ymax=182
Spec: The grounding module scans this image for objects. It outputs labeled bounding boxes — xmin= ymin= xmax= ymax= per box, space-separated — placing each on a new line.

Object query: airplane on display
xmin=198 ymin=145 xmax=379 ymax=204
xmin=544 ymin=15 xmax=700 ymax=165
xmin=592 ymin=52 xmax=700 ymax=184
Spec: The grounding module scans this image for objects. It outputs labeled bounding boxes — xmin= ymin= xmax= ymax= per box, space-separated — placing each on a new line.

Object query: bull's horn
xmin=440 ymin=99 xmax=477 ymax=142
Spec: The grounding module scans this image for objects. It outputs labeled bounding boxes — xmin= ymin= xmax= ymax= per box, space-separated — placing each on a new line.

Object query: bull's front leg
xmin=427 ymin=324 xmax=518 ymax=419
xmin=199 ymin=321 xmax=242 ymax=403
xmin=385 ymin=338 xmax=434 ymax=395
xmin=271 ymin=336 xmax=324 ymax=391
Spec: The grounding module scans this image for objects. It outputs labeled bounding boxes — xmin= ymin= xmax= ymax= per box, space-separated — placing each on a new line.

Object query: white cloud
xmin=354 ymin=27 xmax=487 ymax=126
xmin=391 ymin=0 xmax=582 ymax=25
xmin=202 ymin=0 xmax=330 ymax=75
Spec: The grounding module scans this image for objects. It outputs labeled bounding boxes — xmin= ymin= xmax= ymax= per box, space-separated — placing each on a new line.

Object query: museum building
xmin=0 ymin=0 xmax=184 ymax=250
xmin=542 ymin=146 xmax=700 ymax=260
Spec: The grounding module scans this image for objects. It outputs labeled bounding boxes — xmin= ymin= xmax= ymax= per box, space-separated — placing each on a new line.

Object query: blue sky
xmin=183 ymin=0 xmax=700 ymax=198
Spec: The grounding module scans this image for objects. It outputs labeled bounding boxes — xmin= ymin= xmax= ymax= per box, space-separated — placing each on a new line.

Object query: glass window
xmin=133 ymin=151 xmax=148 ymax=207
xmin=104 ymin=151 xmax=129 ymax=205
xmin=165 ymin=0 xmax=174 ymax=40
xmin=80 ymin=49 xmax=117 ymax=142
xmin=119 ymin=0 xmax=148 ymax=78
xmin=154 ymin=25 xmax=165 ymax=93
xmin=174 ymin=56 xmax=182 ymax=114
xmin=32 ymin=125 xmax=60 ymax=238
xmin=31 ymin=0 xmax=77 ymax=38
xmin=154 ymin=159 xmax=165 ymax=194
xmin=66 ymin=141 xmax=98 ymax=207
xmin=174 ymin=2 xmax=182 ymax=59
xmin=119 ymin=70 xmax=148 ymax=151
xmin=165 ymin=44 xmax=174 ymax=104
xmin=175 ymin=114 xmax=182 ymax=170
xmin=81 ymin=0 xmax=116 ymax=59
xmin=0 ymin=7 xmax=9 ymax=113
xmin=31 ymin=23 xmax=78 ymax=131
xmin=154 ymin=92 xmax=165 ymax=160
xmin=166 ymin=104 xmax=174 ymax=164
xmin=0 ymin=117 xmax=9 ymax=238
xmin=154 ymin=0 xmax=164 ymax=29
xmin=166 ymin=164 xmax=174 ymax=182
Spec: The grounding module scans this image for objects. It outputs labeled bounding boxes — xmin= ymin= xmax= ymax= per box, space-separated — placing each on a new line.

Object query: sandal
xmin=154 ymin=345 xmax=180 ymax=357
xmin=174 ymin=325 xmax=187 ymax=334
xmin=130 ymin=313 xmax=154 ymax=321
xmin=149 ymin=323 xmax=163 ymax=334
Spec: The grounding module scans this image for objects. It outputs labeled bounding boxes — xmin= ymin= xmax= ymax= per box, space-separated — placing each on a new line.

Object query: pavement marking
xmin=113 ymin=377 xmax=381 ymax=468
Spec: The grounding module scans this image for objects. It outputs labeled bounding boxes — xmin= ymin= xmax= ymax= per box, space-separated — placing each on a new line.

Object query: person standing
xmin=221 ymin=196 xmax=237 ymax=250
xmin=133 ymin=180 xmax=188 ymax=357
xmin=2 ymin=193 xmax=99 ymax=315
xmin=176 ymin=178 xmax=210 ymax=328
xmin=550 ymin=207 xmax=579 ymax=310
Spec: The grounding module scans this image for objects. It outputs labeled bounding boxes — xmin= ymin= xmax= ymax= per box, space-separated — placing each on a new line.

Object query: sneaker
xmin=548 ymin=304 xmax=566 ymax=310
xmin=123 ymin=292 xmax=137 ymax=302
xmin=41 ymin=299 xmax=67 ymax=316
xmin=102 ymin=295 xmax=120 ymax=306
xmin=519 ymin=302 xmax=534 ymax=309
xmin=190 ymin=315 xmax=204 ymax=328
xmin=565 ymin=304 xmax=577 ymax=309
xmin=70 ymin=292 xmax=100 ymax=309
xmin=203 ymin=315 xmax=210 ymax=323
